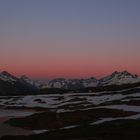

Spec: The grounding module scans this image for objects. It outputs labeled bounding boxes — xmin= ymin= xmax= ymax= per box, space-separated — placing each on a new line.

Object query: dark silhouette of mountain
xmin=0 ymin=71 xmax=38 ymax=95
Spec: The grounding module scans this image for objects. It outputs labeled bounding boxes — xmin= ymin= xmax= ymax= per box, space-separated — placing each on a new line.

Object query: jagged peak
xmin=0 ymin=71 xmax=18 ymax=83
xmin=111 ymin=71 xmax=120 ymax=76
xmin=111 ymin=70 xmax=135 ymax=77
xmin=0 ymin=71 xmax=18 ymax=79
xmin=1 ymin=71 xmax=12 ymax=76
xmin=121 ymin=70 xmax=131 ymax=75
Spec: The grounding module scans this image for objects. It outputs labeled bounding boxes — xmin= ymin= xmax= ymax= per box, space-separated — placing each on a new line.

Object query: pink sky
xmin=0 ymin=39 xmax=139 ymax=79
xmin=0 ymin=1 xmax=140 ymax=79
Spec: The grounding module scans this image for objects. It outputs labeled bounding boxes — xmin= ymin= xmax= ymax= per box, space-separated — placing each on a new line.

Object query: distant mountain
xmin=0 ymin=71 xmax=18 ymax=84
xmin=20 ymin=77 xmax=98 ymax=90
xmin=100 ymin=71 xmax=140 ymax=86
xmin=0 ymin=71 xmax=38 ymax=95
xmin=45 ymin=77 xmax=98 ymax=90
xmin=42 ymin=71 xmax=140 ymax=89
xmin=0 ymin=70 xmax=140 ymax=95
xmin=20 ymin=75 xmax=49 ymax=89
xmin=20 ymin=75 xmax=35 ymax=85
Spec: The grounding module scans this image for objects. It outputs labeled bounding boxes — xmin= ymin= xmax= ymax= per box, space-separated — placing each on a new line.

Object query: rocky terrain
xmin=0 ymin=70 xmax=140 ymax=139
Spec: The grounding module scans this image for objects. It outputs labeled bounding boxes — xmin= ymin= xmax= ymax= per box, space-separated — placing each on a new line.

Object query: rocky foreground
xmin=0 ymin=87 xmax=140 ymax=140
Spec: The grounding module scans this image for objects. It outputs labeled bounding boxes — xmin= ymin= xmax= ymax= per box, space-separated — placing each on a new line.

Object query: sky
xmin=0 ymin=0 xmax=140 ymax=79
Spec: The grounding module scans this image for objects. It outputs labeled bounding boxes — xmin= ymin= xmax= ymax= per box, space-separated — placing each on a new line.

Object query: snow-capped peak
xmin=111 ymin=71 xmax=138 ymax=78
xmin=20 ymin=75 xmax=32 ymax=82
xmin=100 ymin=71 xmax=140 ymax=86
xmin=0 ymin=70 xmax=140 ymax=89
xmin=20 ymin=75 xmax=48 ymax=89
xmin=20 ymin=75 xmax=35 ymax=85
xmin=0 ymin=71 xmax=18 ymax=83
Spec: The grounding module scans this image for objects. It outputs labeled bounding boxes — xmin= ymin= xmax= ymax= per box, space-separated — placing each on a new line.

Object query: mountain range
xmin=20 ymin=70 xmax=140 ymax=89
xmin=0 ymin=70 xmax=140 ymax=95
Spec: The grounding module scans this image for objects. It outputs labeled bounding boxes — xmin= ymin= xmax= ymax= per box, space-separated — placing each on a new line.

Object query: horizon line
xmin=0 ymin=70 xmax=139 ymax=80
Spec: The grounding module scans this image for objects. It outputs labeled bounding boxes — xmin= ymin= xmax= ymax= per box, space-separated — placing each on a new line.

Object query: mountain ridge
xmin=0 ymin=70 xmax=140 ymax=91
